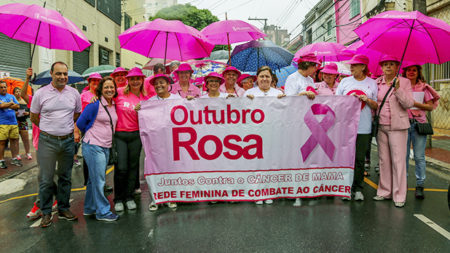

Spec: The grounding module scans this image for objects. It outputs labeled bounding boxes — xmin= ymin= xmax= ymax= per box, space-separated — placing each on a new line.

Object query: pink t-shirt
xmin=408 ymin=82 xmax=434 ymax=123
xmin=219 ymin=83 xmax=245 ymax=97
xmin=83 ymin=97 xmax=118 ymax=148
xmin=316 ymin=81 xmax=339 ymax=95
xmin=80 ymin=90 xmax=96 ymax=111
xmin=115 ymin=87 xmax=149 ymax=132
xmin=143 ymin=77 xmax=157 ymax=98
xmin=171 ymin=81 xmax=202 ymax=98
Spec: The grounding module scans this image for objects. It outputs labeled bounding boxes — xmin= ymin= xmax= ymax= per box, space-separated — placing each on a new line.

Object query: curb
xmin=0 ymin=163 xmax=38 ymax=183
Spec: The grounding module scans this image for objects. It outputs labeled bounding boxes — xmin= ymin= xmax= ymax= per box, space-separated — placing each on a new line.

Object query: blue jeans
xmin=82 ymin=142 xmax=113 ymax=218
xmin=37 ymin=133 xmax=75 ymax=215
xmin=406 ymin=121 xmax=427 ymax=187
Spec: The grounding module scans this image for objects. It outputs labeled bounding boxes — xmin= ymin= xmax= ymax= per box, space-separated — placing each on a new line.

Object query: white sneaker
xmin=114 ymin=202 xmax=124 ymax=212
xmin=265 ymin=199 xmax=273 ymax=204
xmin=293 ymin=199 xmax=301 ymax=207
xmin=125 ymin=200 xmax=137 ymax=210
xmin=373 ymin=195 xmax=385 ymax=201
xmin=354 ymin=192 xmax=364 ymax=201
xmin=394 ymin=202 xmax=405 ymax=208
xmin=255 ymin=201 xmax=263 ymax=205
xmin=149 ymin=202 xmax=158 ymax=211
xmin=167 ymin=202 xmax=177 ymax=209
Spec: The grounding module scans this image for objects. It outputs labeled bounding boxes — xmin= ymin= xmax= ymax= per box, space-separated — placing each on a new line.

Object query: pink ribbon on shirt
xmin=301 ymin=104 xmax=336 ymax=162
xmin=306 ymin=86 xmax=318 ymax=95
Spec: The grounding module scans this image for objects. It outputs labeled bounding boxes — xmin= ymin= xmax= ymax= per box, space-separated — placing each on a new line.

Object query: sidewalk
xmin=0 ymin=142 xmax=37 ymax=182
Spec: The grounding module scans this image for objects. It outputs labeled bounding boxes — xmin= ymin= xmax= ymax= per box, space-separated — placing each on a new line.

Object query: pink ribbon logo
xmin=301 ymin=104 xmax=336 ymax=162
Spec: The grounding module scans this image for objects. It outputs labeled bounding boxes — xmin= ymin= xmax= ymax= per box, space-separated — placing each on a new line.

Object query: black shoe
xmin=40 ymin=214 xmax=52 ymax=228
xmin=104 ymin=184 xmax=113 ymax=192
xmin=0 ymin=160 xmax=7 ymax=169
xmin=415 ymin=186 xmax=425 ymax=199
xmin=58 ymin=210 xmax=78 ymax=221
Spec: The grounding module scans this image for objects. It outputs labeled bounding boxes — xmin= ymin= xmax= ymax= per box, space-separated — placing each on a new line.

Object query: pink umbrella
xmin=142 ymin=58 xmax=173 ymax=71
xmin=354 ymin=10 xmax=450 ymax=66
xmin=118 ymin=18 xmax=214 ymax=65
xmin=343 ymin=40 xmax=384 ymax=76
xmin=201 ymin=20 xmax=266 ymax=61
xmin=294 ymin=42 xmax=353 ymax=63
xmin=0 ymin=3 xmax=91 ymax=66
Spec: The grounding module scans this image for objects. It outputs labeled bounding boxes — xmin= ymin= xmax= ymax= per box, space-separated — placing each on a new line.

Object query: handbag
xmin=413 ymin=113 xmax=434 ymax=135
xmin=372 ymin=83 xmax=395 ymax=137
xmin=101 ymin=100 xmax=118 ymax=165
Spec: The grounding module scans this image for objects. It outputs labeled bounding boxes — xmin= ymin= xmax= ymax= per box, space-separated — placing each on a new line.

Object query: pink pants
xmin=376 ymin=125 xmax=408 ymax=202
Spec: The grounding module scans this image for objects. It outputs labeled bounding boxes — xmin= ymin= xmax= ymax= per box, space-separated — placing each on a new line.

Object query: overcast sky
xmin=178 ymin=0 xmax=320 ymax=37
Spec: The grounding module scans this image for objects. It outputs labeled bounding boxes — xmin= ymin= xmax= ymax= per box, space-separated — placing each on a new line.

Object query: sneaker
xmin=0 ymin=160 xmax=7 ymax=169
xmin=27 ymin=202 xmax=42 ymax=220
xmin=134 ymin=188 xmax=142 ymax=194
xmin=265 ymin=199 xmax=273 ymax=204
xmin=415 ymin=186 xmax=425 ymax=199
xmin=52 ymin=200 xmax=58 ymax=211
xmin=40 ymin=214 xmax=53 ymax=228
xmin=58 ymin=209 xmax=78 ymax=221
xmin=16 ymin=155 xmax=22 ymax=161
xmin=255 ymin=200 xmax=263 ymax=205
xmin=373 ymin=195 xmax=386 ymax=201
xmin=394 ymin=202 xmax=405 ymax=208
xmin=114 ymin=202 xmax=124 ymax=212
xmin=354 ymin=192 xmax=364 ymax=201
xmin=167 ymin=202 xmax=177 ymax=209
xmin=83 ymin=211 xmax=96 ymax=216
xmin=97 ymin=213 xmax=119 ymax=222
xmin=342 ymin=197 xmax=351 ymax=201
xmin=26 ymin=153 xmax=33 ymax=160
xmin=149 ymin=202 xmax=158 ymax=211
xmin=11 ymin=158 xmax=22 ymax=167
xmin=125 ymin=200 xmax=137 ymax=210
xmin=293 ymin=198 xmax=302 ymax=207
xmin=375 ymin=165 xmax=380 ymax=174
xmin=73 ymin=159 xmax=81 ymax=166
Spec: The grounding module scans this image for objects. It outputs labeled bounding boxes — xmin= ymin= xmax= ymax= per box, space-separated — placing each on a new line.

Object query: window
xmin=350 ymin=0 xmax=360 ymax=18
xmin=124 ymin=13 xmax=131 ymax=30
xmin=116 ymin=53 xmax=121 ymax=67
xmin=327 ymin=20 xmax=333 ymax=36
xmin=97 ymin=0 xmax=121 ymax=25
xmin=306 ymin=29 xmax=312 ymax=44
xmin=99 ymin=47 xmax=110 ymax=65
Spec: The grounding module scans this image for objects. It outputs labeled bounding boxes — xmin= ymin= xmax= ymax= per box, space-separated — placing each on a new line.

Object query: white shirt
xmin=244 ymin=87 xmax=283 ymax=97
xmin=149 ymin=93 xmax=182 ymax=100
xmin=284 ymin=71 xmax=315 ymax=96
xmin=336 ymin=76 xmax=378 ymax=134
xmin=200 ymin=92 xmax=229 ymax=98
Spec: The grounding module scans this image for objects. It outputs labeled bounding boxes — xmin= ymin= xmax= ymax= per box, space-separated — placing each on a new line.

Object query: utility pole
xmin=248 ymin=17 xmax=268 ymax=34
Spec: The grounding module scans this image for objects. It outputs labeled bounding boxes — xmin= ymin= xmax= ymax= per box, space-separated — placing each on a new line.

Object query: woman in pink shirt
xmin=170 ymin=63 xmax=201 ymax=98
xmin=220 ymin=66 xmax=245 ymax=97
xmin=113 ymin=67 xmax=149 ymax=212
xmin=81 ymin=73 xmax=102 ymax=110
xmin=77 ymin=76 xmax=119 ymax=221
xmin=316 ymin=63 xmax=339 ymax=95
xmin=373 ymin=55 xmax=414 ymax=208
xmin=402 ymin=63 xmax=440 ymax=199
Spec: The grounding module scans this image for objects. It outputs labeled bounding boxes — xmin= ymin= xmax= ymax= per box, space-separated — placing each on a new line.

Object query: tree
xmin=149 ymin=4 xmax=218 ymax=31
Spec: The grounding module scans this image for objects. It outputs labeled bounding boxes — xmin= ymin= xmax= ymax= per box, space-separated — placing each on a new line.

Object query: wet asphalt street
xmin=0 ymin=149 xmax=449 ymax=253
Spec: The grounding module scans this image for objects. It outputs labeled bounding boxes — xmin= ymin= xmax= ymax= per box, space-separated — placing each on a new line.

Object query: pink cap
xmin=347 ymin=54 xmax=369 ymax=65
xmin=297 ymin=53 xmax=321 ymax=65
xmin=175 ymin=63 xmax=193 ymax=73
xmin=126 ymin=67 xmax=146 ymax=78
xmin=111 ymin=67 xmax=128 ymax=76
xmin=379 ymin=55 xmax=400 ymax=65
xmin=149 ymin=74 xmax=170 ymax=86
xmin=87 ymin=72 xmax=102 ymax=81
xmin=237 ymin=74 xmax=256 ymax=86
xmin=204 ymin=72 xmax=225 ymax=85
xmin=402 ymin=62 xmax=421 ymax=69
xmin=222 ymin=66 xmax=241 ymax=77
xmin=321 ymin=63 xmax=339 ymax=75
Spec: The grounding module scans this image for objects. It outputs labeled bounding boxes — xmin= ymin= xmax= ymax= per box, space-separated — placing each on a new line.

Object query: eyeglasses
xmin=207 ymin=79 xmax=221 ymax=83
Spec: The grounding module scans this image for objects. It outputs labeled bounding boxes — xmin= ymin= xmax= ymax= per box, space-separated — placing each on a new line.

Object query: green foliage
xmin=149 ymin=4 xmax=219 ymax=31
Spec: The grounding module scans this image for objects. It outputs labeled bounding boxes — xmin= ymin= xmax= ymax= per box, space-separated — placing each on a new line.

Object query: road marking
xmin=364 ymin=178 xmax=448 ymax=192
xmin=364 ymin=178 xmax=378 ymax=189
xmin=414 ymin=214 xmax=450 ymax=240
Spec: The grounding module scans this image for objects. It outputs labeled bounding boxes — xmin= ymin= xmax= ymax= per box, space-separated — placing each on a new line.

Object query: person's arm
xmin=413 ymin=100 xmax=433 ymax=111
xmin=73 ymin=112 xmax=81 ymax=123
xmin=21 ymin=68 xmax=32 ymax=104
xmin=30 ymin=112 xmax=40 ymax=126
xmin=9 ymin=96 xmax=20 ymax=110
xmin=0 ymin=101 xmax=12 ymax=109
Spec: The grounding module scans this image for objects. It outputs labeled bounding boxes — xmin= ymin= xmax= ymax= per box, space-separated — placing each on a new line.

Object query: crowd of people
xmin=8 ymin=50 xmax=438 ymax=228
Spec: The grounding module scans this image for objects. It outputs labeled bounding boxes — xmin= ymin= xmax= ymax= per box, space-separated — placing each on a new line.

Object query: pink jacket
xmin=376 ymin=76 xmax=414 ymax=130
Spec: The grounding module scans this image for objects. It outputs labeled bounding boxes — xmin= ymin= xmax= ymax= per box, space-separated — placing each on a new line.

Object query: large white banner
xmin=139 ymin=96 xmax=361 ymax=203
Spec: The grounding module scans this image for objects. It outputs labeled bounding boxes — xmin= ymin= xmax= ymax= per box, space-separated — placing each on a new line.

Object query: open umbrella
xmin=82 ymin=65 xmax=116 ymax=78
xmin=118 ymin=18 xmax=214 ymax=65
xmin=354 ymin=10 xmax=450 ymax=67
xmin=201 ymin=20 xmax=266 ymax=62
xmin=0 ymin=3 xmax=91 ymax=66
xmin=230 ymin=40 xmax=294 ymax=72
xmin=32 ymin=69 xmax=84 ymax=85
xmin=294 ymin=42 xmax=353 ymax=63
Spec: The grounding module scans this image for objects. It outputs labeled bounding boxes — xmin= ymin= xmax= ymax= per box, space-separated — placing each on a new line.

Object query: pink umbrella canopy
xmin=354 ymin=10 xmax=450 ymax=65
xmin=0 ymin=3 xmax=91 ymax=65
xmin=343 ymin=40 xmax=384 ymax=76
xmin=118 ymin=18 xmax=214 ymax=64
xmin=294 ymin=42 xmax=353 ymax=63
xmin=200 ymin=20 xmax=266 ymax=45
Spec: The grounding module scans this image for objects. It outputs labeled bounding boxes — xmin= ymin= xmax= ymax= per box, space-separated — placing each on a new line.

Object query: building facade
xmin=302 ymin=0 xmax=337 ymax=45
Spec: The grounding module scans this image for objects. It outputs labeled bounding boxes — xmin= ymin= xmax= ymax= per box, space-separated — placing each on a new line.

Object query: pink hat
xmin=222 ymin=66 xmax=241 ymax=77
xmin=321 ymin=63 xmax=339 ymax=75
xmin=126 ymin=67 xmax=146 ymax=78
xmin=175 ymin=63 xmax=193 ymax=73
xmin=402 ymin=62 xmax=421 ymax=69
xmin=204 ymin=72 xmax=225 ymax=85
xmin=347 ymin=54 xmax=369 ymax=65
xmin=87 ymin=72 xmax=102 ymax=81
xmin=297 ymin=53 xmax=321 ymax=65
xmin=237 ymin=74 xmax=256 ymax=87
xmin=379 ymin=55 xmax=400 ymax=65
xmin=149 ymin=74 xmax=170 ymax=86
xmin=111 ymin=67 xmax=128 ymax=76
